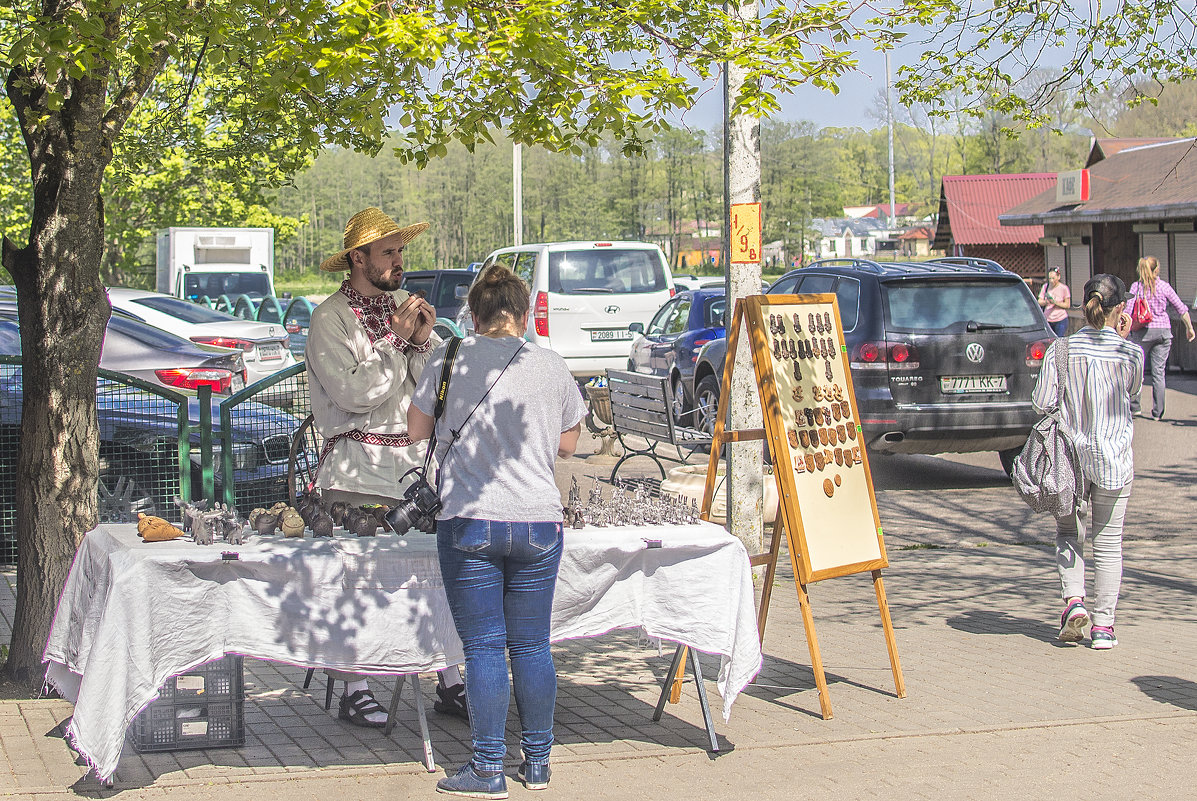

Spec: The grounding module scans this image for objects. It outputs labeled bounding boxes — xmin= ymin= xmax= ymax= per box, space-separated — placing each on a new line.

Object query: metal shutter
xmin=1140 ymin=233 xmax=1170 ymax=282
xmin=1174 ymin=233 xmax=1197 ymax=307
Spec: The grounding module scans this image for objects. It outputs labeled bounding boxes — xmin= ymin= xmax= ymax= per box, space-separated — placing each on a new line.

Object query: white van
xmin=455 ymin=241 xmax=675 ymax=378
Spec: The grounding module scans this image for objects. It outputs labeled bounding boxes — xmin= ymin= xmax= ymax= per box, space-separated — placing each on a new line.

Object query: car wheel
xmin=670 ymin=376 xmax=694 ymax=427
xmin=694 ymin=375 xmax=722 ymax=437
xmin=998 ymin=446 xmax=1022 ymax=478
xmin=97 ymin=469 xmax=157 ymax=523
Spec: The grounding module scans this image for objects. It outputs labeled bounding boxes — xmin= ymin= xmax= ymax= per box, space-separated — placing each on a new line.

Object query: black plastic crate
xmin=130 ymin=655 xmax=245 ymax=752
xmin=157 ymin=655 xmax=243 ymax=701
xmin=130 ymin=699 xmax=245 ymax=752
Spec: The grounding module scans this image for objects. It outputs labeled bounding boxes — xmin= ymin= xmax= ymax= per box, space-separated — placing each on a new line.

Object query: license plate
xmin=940 ymin=375 xmax=1007 ymax=394
xmin=590 ymin=329 xmax=634 ymax=342
xmin=258 ymin=344 xmax=284 ymax=362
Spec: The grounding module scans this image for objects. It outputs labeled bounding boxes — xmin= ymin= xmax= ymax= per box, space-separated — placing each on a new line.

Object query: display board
xmin=700 ymin=292 xmax=904 ymax=720
xmin=752 ymin=295 xmax=886 ymax=581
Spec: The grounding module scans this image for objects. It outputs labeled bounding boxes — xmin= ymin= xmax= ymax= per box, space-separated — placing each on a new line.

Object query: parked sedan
xmin=0 ymin=297 xmax=246 ymax=395
xmin=282 ymin=297 xmax=314 ymax=358
xmin=0 ymin=324 xmax=308 ymax=524
xmin=627 ymin=288 xmax=726 ymax=424
xmin=108 ymin=287 xmax=295 ymax=384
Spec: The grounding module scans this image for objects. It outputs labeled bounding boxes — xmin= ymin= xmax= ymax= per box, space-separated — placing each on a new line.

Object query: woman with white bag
xmin=1032 ymin=274 xmax=1142 ymax=650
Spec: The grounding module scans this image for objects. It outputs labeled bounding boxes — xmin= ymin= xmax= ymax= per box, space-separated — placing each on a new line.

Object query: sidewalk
xmin=1 ymin=376 xmax=1195 ymax=799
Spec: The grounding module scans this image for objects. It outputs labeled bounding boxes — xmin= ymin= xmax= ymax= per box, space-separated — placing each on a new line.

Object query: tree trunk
xmin=3 ymin=67 xmax=112 ymax=690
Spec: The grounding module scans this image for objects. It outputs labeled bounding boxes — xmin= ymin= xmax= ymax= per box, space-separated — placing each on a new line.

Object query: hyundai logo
xmin=965 ymin=343 xmax=985 ymax=363
xmin=604 ymin=305 xmax=620 ymax=314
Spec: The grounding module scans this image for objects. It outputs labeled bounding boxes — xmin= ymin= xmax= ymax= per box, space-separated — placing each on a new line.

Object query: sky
xmin=672 ymin=49 xmax=903 ymax=134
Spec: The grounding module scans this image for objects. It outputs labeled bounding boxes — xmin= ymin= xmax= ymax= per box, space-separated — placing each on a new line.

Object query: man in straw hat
xmin=305 ymin=207 xmax=468 ymax=727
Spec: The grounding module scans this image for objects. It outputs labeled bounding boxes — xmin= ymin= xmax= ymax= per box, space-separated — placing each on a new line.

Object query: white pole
xmin=886 ymin=52 xmax=896 ymax=226
xmin=513 ymin=142 xmax=523 ymax=246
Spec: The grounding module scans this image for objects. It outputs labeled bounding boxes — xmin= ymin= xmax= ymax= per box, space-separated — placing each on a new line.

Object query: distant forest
xmin=271 ymin=81 xmax=1197 ymax=274
xmin=4 ymin=80 xmax=1195 ymax=286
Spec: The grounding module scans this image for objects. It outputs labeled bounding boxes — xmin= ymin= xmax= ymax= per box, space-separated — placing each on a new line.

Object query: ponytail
xmin=1083 ymin=292 xmax=1108 ymax=328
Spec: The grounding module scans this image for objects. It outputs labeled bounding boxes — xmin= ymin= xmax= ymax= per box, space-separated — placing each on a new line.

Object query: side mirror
xmin=628 ymin=322 xmax=645 ymax=334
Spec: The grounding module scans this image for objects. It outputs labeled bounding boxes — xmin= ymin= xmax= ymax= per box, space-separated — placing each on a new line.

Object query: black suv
xmin=689 ymin=258 xmax=1055 ymax=473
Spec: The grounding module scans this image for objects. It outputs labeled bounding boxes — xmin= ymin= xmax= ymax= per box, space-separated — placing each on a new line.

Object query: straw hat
xmin=319 ymin=207 xmax=430 ymax=272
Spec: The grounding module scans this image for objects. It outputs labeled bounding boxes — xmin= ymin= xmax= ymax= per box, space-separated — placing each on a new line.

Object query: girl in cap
xmin=1032 ymin=274 xmax=1142 ymax=650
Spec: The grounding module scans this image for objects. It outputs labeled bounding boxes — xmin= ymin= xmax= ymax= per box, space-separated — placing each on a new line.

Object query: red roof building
xmin=933 ymin=173 xmax=1057 ymax=277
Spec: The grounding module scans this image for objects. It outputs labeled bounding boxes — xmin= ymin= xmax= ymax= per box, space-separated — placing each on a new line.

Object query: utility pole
xmin=886 ymin=52 xmax=897 ymax=226
xmin=513 ymin=142 xmax=523 ymax=246
xmin=723 ymin=0 xmax=764 ymax=556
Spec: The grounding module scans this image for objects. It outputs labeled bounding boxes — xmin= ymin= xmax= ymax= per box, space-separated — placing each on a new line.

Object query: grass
xmin=275 ymin=271 xmax=344 ymax=299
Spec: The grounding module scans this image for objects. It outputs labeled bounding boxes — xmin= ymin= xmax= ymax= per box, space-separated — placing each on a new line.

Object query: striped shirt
xmin=1032 ymin=326 xmax=1143 ymax=490
xmin=1129 ymin=278 xmax=1189 ymax=331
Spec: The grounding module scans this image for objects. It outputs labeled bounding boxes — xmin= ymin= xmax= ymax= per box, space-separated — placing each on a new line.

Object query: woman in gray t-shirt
xmin=408 ymin=264 xmax=586 ymax=797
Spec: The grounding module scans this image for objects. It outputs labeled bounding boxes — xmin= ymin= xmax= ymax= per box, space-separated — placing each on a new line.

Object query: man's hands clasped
xmin=390 ymin=294 xmax=436 ymax=345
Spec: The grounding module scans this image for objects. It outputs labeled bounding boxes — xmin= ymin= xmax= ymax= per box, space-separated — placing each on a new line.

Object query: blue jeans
xmin=1049 ymin=318 xmax=1069 ymax=337
xmin=437 ymin=518 xmax=563 ymax=771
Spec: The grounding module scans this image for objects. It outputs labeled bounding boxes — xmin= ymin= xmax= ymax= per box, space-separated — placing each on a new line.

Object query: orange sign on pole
xmin=730 ymin=202 xmax=762 ymax=264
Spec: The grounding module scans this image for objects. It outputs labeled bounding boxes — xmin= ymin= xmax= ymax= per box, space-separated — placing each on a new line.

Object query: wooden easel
xmin=699 ymin=294 xmax=906 ymax=720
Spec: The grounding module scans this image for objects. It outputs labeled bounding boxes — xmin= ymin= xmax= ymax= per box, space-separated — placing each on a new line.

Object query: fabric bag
xmin=1129 ymin=293 xmax=1152 ymax=330
xmin=1011 ymin=339 xmax=1083 ymax=517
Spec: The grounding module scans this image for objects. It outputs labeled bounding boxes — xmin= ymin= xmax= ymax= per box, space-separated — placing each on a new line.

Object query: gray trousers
xmin=1130 ymin=328 xmax=1172 ymax=418
xmin=1056 ymin=481 xmax=1132 ymax=627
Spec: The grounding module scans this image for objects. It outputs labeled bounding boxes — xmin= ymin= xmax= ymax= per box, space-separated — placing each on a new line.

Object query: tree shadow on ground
xmin=1131 ymin=675 xmax=1197 ymax=712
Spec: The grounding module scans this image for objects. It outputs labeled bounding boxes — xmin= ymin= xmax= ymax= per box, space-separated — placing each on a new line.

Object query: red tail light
xmin=669 ymin=287 xmax=677 ymax=297
xmin=850 ymin=342 xmax=919 ymax=369
xmin=1026 ymin=339 xmax=1051 ymax=366
xmin=191 ymin=335 xmax=254 ymax=353
xmin=155 ymin=368 xmax=234 ymax=393
xmin=285 ymin=320 xmax=301 ymax=334
xmin=533 ymin=291 xmax=549 ymax=338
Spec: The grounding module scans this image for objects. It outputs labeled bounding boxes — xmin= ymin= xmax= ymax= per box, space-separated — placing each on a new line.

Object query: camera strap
xmin=419 ymin=336 xmax=462 ymax=477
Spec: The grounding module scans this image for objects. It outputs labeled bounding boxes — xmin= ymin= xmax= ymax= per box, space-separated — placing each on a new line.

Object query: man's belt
xmin=308 ymin=429 xmax=413 ymax=492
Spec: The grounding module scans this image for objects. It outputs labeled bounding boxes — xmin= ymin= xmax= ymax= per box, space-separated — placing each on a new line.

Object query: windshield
xmin=548 ymin=249 xmax=668 ymax=295
xmin=183 ymin=272 xmax=271 ymax=300
xmin=133 ymin=295 xmax=241 ymax=324
xmin=883 ymin=279 xmax=1042 ymax=332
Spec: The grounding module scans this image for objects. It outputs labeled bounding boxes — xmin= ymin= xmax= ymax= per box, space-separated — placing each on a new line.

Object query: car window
xmin=768 ymin=274 xmax=801 ymax=295
xmin=284 ymin=301 xmax=311 ymax=327
xmin=705 ymin=297 xmax=726 ymax=328
xmin=130 ymin=296 xmax=241 ymax=324
xmin=183 ymin=273 xmax=270 ymax=300
xmin=513 ymin=252 xmax=537 ymax=285
xmin=664 ymin=298 xmax=692 ymax=335
xmin=647 ymin=298 xmax=678 ymax=336
xmin=548 ymin=249 xmax=668 ymax=294
xmin=436 ymin=275 xmax=474 ymax=310
xmin=797 ymin=274 xmax=836 ymax=294
xmin=0 ymin=320 xmax=20 ymax=356
xmin=106 ymin=313 xmax=203 ymax=349
xmin=402 ymin=275 xmax=437 ymax=298
xmin=883 ymin=280 xmax=1042 ymax=332
xmin=834 ymin=278 xmax=861 ymax=331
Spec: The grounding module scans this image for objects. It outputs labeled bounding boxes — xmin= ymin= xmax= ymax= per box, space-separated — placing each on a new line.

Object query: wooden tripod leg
xmin=668 ymin=645 xmax=688 ymax=703
xmin=755 ymin=512 xmax=785 ymax=643
xmin=796 ymin=580 xmax=833 ymax=720
xmin=872 ymin=570 xmax=907 ymax=699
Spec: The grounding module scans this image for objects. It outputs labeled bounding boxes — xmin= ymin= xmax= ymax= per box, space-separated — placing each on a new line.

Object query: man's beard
xmin=364 ymin=258 xmax=402 ymax=292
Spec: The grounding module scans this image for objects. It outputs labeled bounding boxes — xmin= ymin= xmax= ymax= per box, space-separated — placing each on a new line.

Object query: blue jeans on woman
xmin=437 ymin=517 xmax=563 ymax=772
xmin=1049 ymin=318 xmax=1069 ymax=337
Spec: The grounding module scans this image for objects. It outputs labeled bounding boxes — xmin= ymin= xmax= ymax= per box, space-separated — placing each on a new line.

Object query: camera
xmin=384 ymin=475 xmax=441 ymax=533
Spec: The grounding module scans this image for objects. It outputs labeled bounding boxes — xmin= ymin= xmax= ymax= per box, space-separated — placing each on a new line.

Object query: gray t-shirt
xmin=411 ymin=335 xmax=587 ymax=522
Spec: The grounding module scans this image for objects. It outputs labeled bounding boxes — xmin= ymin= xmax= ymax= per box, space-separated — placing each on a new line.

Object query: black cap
xmin=1083 ymin=273 xmax=1127 ymax=308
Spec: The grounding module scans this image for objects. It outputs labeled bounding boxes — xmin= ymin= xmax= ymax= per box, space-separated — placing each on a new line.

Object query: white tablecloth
xmin=43 ymin=522 xmax=761 ymax=780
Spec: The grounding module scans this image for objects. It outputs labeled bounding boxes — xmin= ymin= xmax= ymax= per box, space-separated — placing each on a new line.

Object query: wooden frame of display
xmin=699 ymin=293 xmax=905 ymax=720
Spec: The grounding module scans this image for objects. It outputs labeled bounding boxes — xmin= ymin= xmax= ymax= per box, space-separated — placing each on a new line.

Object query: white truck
xmin=156 ymin=227 xmax=275 ymax=302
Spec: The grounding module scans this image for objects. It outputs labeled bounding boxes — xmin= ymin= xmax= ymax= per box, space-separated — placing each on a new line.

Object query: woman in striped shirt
xmin=1032 ymin=274 xmax=1142 ymax=650
xmin=1128 ymin=256 xmax=1196 ymax=421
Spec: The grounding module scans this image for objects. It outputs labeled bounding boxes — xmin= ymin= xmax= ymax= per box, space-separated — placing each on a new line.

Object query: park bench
xmin=605 ymin=369 xmax=712 ymax=482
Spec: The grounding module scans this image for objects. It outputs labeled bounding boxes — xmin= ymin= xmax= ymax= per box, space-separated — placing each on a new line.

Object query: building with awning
xmin=933 ymin=173 xmax=1057 ymax=278
xmin=1000 ymin=137 xmax=1197 ymax=364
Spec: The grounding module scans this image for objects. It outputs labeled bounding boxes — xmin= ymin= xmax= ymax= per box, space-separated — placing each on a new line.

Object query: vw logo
xmin=604 ymin=305 xmax=620 ymax=314
xmin=965 ymin=343 xmax=985 ymax=363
